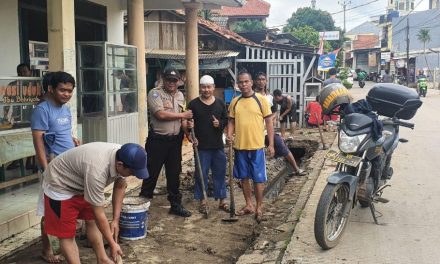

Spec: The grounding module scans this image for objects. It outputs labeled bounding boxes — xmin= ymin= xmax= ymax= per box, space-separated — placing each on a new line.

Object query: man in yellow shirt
xmin=227 ymin=71 xmax=274 ymax=223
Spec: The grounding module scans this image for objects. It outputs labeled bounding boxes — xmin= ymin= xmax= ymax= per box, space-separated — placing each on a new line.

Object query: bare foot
xmin=41 ymin=250 xmax=62 ymax=263
xmin=98 ymin=257 xmax=116 ymax=264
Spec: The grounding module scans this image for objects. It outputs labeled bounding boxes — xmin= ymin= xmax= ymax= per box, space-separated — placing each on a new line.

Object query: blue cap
xmin=117 ymin=143 xmax=149 ymax=179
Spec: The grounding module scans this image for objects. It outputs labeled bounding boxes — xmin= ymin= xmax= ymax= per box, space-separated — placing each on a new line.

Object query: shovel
xmin=314 ymin=113 xmax=327 ymax=150
xmin=222 ymin=144 xmax=238 ymax=222
xmin=190 ymin=127 xmax=209 ymax=218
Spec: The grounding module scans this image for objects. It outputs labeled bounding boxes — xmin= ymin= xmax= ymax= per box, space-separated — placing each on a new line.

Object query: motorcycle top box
xmin=366 ymin=83 xmax=422 ymax=120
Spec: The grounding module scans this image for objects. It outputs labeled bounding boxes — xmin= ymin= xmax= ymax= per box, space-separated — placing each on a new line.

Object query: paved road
xmin=282 ymin=83 xmax=440 ymax=264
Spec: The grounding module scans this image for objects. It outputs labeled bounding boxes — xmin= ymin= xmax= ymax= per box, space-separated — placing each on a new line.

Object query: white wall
xmin=90 ymin=0 xmax=125 ymax=44
xmin=0 ymin=1 xmax=20 ymax=76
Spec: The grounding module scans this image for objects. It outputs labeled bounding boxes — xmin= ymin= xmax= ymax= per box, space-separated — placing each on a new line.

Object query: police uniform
xmin=140 ymin=86 xmax=186 ymax=206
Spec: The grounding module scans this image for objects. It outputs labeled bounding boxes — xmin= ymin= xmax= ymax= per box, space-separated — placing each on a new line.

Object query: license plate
xmin=325 ymin=149 xmax=362 ymax=167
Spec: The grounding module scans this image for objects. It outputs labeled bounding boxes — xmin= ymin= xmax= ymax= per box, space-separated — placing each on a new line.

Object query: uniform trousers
xmin=141 ymin=132 xmax=183 ymax=204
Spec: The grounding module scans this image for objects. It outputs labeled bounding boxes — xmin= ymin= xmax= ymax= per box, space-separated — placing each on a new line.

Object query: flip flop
xmin=235 ymin=207 xmax=254 ymax=216
xmin=198 ymin=204 xmax=208 ymax=215
xmin=218 ymin=203 xmax=230 ymax=213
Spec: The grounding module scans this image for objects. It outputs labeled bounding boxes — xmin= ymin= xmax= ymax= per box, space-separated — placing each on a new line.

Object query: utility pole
xmin=406 ymin=17 xmax=410 ymax=86
xmin=311 ymin=0 xmax=316 ymax=9
xmin=338 ymin=0 xmax=351 ymax=32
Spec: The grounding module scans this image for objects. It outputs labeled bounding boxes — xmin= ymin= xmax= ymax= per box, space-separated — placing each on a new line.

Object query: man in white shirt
xmin=43 ymin=142 xmax=148 ymax=264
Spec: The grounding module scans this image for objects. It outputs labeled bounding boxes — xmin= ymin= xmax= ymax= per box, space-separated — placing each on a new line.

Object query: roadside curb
xmin=236 ymin=135 xmax=337 ymax=264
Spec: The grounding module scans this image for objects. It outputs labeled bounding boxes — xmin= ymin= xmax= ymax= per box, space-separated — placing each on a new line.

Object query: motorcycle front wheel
xmin=314 ymin=183 xmax=352 ymax=249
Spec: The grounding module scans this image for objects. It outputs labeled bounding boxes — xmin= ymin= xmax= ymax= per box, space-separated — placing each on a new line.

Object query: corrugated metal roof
xmin=145 ymin=49 xmax=240 ymax=59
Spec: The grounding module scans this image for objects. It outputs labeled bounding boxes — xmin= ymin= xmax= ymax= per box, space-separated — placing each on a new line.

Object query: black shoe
xmin=169 ymin=204 xmax=192 ymax=217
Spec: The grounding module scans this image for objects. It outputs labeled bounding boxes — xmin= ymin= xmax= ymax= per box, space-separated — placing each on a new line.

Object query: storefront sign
xmin=319 ymin=31 xmax=340 ymax=41
xmin=381 ymin=52 xmax=391 ymax=62
xmin=368 ymin=52 xmax=377 ymax=67
xmin=0 ymin=82 xmax=42 ymax=104
xmin=396 ymin=59 xmax=406 ymax=68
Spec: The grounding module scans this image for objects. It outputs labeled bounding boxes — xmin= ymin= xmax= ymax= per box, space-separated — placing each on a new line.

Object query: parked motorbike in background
xmin=313 ymin=83 xmax=422 ymax=250
xmin=396 ymin=75 xmax=406 ymax=85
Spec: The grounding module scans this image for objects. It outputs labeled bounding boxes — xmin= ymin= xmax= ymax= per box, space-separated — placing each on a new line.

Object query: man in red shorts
xmin=43 ymin=142 xmax=148 ymax=264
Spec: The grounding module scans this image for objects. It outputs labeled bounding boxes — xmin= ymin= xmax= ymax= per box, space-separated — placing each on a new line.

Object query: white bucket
xmin=119 ymin=197 xmax=150 ymax=240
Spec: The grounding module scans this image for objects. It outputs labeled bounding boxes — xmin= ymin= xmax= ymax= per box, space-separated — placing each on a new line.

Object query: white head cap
xmin=199 ymin=75 xmax=215 ymax=85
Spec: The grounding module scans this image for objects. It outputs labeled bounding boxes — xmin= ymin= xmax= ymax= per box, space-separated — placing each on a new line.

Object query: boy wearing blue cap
xmin=42 ymin=142 xmax=148 ymax=264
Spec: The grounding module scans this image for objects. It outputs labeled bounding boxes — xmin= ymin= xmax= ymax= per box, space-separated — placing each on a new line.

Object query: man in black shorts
xmin=273 ymin=89 xmax=297 ymax=139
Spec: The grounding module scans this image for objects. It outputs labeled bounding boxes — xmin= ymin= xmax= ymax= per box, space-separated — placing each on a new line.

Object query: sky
xmin=265 ymin=0 xmax=430 ymax=31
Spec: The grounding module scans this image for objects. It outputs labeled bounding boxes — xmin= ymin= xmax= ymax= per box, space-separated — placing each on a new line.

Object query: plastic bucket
xmin=119 ymin=197 xmax=150 ymax=240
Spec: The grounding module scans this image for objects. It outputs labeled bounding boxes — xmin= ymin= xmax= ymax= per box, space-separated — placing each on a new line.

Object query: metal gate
xmin=267 ymin=60 xmax=303 ymax=126
xmin=236 ymin=46 xmax=316 ymax=127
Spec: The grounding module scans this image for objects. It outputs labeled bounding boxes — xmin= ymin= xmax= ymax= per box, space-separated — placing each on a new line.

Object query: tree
xmin=283 ymin=7 xmax=336 ymax=33
xmin=231 ymin=19 xmax=266 ymax=33
xmin=289 ymin=25 xmax=332 ymax=52
xmin=417 ymin=28 xmax=432 ymax=74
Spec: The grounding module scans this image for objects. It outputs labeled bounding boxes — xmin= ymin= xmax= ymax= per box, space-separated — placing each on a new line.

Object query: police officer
xmin=139 ymin=68 xmax=193 ymax=217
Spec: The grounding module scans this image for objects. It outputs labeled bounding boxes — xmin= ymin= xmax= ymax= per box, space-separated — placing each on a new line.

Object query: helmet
xmin=319 ymin=83 xmax=352 ymax=115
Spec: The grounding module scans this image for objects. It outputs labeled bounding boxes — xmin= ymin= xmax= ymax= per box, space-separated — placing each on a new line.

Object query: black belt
xmin=148 ymin=131 xmax=182 ymax=141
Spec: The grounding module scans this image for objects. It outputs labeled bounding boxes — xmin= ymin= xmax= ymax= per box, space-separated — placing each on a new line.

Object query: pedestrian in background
xmin=227 ymin=71 xmax=274 ymax=223
xmin=139 ymin=68 xmax=193 ymax=217
xmin=273 ymin=89 xmax=297 ymax=139
xmin=254 ymin=72 xmax=306 ymax=177
xmin=305 ymin=96 xmax=323 ymax=127
xmin=186 ymin=75 xmax=229 ymax=214
xmin=323 ymin=68 xmax=341 ymax=87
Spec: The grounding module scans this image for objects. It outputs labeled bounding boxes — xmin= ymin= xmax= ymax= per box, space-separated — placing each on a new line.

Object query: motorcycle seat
xmin=342 ymin=113 xmax=373 ymax=136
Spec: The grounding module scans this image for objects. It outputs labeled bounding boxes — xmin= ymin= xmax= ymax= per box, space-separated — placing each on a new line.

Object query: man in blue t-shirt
xmin=31 ymin=71 xmax=78 ymax=263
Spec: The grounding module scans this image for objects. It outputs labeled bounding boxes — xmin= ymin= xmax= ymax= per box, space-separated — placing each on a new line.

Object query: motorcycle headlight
xmin=339 ymin=130 xmax=367 ymax=153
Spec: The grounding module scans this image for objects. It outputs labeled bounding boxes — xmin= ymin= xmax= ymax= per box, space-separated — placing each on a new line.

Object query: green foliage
xmin=197 ymin=10 xmax=212 ymax=20
xmin=283 ymin=7 xmax=336 ymax=33
xmin=338 ymin=68 xmax=350 ymax=81
xmin=288 ymin=25 xmax=332 ymax=51
xmin=342 ymin=79 xmax=353 ymax=89
xmin=231 ymin=19 xmax=266 ymax=33
xmin=417 ymin=28 xmax=431 ymax=45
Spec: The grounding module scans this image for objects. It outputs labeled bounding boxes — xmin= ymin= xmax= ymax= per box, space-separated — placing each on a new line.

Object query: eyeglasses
xmin=165 ymin=78 xmax=178 ymax=83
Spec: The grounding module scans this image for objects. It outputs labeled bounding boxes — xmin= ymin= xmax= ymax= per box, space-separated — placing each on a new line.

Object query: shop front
xmin=0 ymin=0 xmax=133 ymax=242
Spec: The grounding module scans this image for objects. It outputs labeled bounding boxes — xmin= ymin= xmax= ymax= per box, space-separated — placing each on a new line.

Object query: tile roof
xmin=175 ymin=10 xmax=258 ymax=46
xmin=214 ymin=0 xmax=270 ymax=17
xmin=352 ymin=35 xmax=380 ymax=50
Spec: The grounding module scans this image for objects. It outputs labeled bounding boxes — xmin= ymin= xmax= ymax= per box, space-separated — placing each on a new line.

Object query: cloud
xmin=265 ymin=0 xmax=429 ymax=31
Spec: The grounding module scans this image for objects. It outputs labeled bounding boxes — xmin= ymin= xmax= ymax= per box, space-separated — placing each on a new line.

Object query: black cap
xmin=162 ymin=68 xmax=180 ymax=80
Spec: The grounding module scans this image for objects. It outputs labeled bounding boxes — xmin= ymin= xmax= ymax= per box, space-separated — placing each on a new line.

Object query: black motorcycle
xmin=314 ymin=83 xmax=422 ymax=250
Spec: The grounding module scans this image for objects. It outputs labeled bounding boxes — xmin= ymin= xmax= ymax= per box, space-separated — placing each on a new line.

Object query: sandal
xmin=218 ymin=203 xmax=230 ymax=213
xmin=235 ymin=207 xmax=255 ymax=216
xmin=296 ymin=169 xmax=307 ymax=176
xmin=198 ymin=204 xmax=208 ymax=214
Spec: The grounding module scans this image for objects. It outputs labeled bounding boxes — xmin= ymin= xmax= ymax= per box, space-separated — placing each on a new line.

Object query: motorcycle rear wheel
xmin=314 ymin=183 xmax=352 ymax=249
